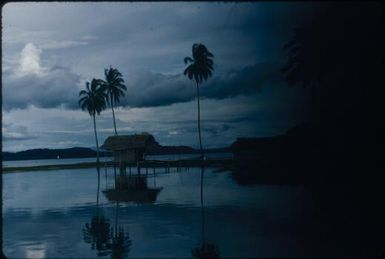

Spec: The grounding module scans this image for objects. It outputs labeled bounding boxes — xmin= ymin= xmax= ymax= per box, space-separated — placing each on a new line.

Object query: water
xmin=2 ymin=163 xmax=311 ymax=258
xmin=2 ymin=157 xmax=112 ymax=168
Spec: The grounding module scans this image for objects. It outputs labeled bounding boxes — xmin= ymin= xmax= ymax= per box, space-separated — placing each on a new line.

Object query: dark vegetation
xmin=229 ymin=3 xmax=384 ymax=257
xmin=2 ymin=147 xmax=110 ymax=161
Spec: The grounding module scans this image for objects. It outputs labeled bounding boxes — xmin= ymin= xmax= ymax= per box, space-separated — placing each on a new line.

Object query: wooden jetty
xmin=2 ymin=158 xmax=234 ymax=173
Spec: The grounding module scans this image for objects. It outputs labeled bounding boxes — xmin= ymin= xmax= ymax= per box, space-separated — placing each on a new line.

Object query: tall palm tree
xmin=79 ymin=78 xmax=107 ymax=163
xmin=281 ymin=18 xmax=326 ymax=121
xmin=184 ymin=44 xmax=214 ymax=236
xmin=101 ymin=67 xmax=127 ymax=136
xmin=184 ymin=43 xmax=214 ymax=159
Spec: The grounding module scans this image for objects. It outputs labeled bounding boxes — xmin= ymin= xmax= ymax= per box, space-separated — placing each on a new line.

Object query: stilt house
xmin=101 ymin=133 xmax=159 ymax=165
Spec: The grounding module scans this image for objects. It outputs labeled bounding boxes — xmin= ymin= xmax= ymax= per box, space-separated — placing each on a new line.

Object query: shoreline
xmin=2 ymin=159 xmax=234 ymax=173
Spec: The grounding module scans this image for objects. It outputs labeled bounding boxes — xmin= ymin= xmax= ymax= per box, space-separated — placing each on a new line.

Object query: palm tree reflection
xmin=191 ymin=166 xmax=220 ymax=258
xmin=107 ymin=201 xmax=132 ymax=259
xmin=83 ymin=215 xmax=112 ymax=256
xmin=83 ymin=166 xmax=132 ymax=258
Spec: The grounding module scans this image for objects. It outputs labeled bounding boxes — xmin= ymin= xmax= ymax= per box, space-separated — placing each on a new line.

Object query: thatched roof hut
xmin=101 ymin=134 xmax=158 ymax=151
xmin=101 ymin=133 xmax=159 ymax=164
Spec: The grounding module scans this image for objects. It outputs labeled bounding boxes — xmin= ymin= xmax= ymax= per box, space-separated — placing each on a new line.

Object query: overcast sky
xmin=1 ymin=2 xmax=323 ymax=152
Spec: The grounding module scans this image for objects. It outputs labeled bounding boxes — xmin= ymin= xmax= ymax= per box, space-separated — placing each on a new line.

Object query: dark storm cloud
xmin=120 ymin=62 xmax=282 ymax=108
xmin=3 ymin=60 xmax=280 ymax=111
xmin=2 ymin=2 xmax=324 ymax=111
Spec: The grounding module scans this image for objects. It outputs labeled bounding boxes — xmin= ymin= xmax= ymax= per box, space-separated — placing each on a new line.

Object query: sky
xmin=1 ymin=2 xmax=323 ymax=152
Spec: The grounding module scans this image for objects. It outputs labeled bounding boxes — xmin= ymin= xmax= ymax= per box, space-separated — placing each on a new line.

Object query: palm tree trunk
xmin=96 ymin=165 xmax=100 ymax=208
xmin=115 ymin=201 xmax=119 ymax=238
xmin=111 ymin=96 xmax=118 ymax=136
xmin=196 ymin=82 xmax=204 ymax=159
xmin=196 ymin=82 xmax=205 ymax=244
xmin=93 ymin=114 xmax=100 ymax=164
xmin=93 ymin=115 xmax=101 ymax=209
xmin=200 ymin=166 xmax=205 ymax=244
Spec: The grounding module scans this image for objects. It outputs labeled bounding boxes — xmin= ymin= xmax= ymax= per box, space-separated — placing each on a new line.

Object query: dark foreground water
xmin=2 ymin=165 xmax=312 ymax=258
xmin=5 ymin=161 xmax=383 ymax=258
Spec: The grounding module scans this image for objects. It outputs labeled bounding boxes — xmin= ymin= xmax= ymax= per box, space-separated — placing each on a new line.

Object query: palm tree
xmin=79 ymin=79 xmax=107 ymax=163
xmin=101 ymin=67 xmax=127 ymax=136
xmin=184 ymin=43 xmax=214 ymax=159
xmin=184 ymin=44 xmax=214 ymax=230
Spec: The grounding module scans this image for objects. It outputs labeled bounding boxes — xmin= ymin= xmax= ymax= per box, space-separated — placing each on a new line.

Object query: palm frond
xmin=184 ymin=57 xmax=194 ymax=65
xmin=184 ymin=43 xmax=214 ymax=85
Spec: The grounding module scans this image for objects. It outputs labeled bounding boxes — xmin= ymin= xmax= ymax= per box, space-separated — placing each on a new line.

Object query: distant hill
xmin=2 ymin=147 xmax=110 ymax=161
xmin=1 ymin=145 xmax=232 ymax=161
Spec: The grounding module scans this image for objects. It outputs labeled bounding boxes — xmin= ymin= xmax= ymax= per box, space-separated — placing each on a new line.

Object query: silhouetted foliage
xmin=184 ymin=44 xmax=214 ymax=84
xmin=184 ymin=43 xmax=214 ymax=159
xmin=282 ymin=3 xmax=384 ymax=127
xmin=101 ymin=67 xmax=127 ymax=136
xmin=79 ymin=79 xmax=107 ymax=117
xmin=281 ymin=4 xmax=384 ymax=257
xmin=78 ymin=79 xmax=107 ymax=163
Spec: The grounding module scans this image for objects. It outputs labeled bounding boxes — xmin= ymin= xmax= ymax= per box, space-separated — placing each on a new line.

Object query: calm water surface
xmin=3 ymin=161 xmax=311 ymax=258
xmin=2 ymin=157 xmax=111 ymax=168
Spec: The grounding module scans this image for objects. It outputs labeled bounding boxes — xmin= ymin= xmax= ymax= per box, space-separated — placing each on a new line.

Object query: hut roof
xmin=101 ymin=134 xmax=157 ymax=151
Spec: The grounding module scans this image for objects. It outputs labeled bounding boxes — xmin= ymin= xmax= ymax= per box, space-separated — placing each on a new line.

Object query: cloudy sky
xmin=1 ymin=2 xmax=322 ymax=152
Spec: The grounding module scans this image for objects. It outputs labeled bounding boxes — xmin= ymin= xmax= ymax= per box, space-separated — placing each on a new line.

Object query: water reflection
xmin=191 ymin=166 xmax=220 ymax=258
xmin=83 ymin=215 xmax=112 ymax=256
xmin=4 ymin=166 xmax=309 ymax=257
xmin=109 ymin=201 xmax=132 ymax=259
xmin=103 ymin=174 xmax=162 ymax=203
xmin=83 ymin=166 xmax=132 ymax=258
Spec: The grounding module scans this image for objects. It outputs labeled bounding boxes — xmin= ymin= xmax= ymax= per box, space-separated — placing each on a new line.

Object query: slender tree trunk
xmin=114 ymin=165 xmax=117 ymax=189
xmin=196 ymin=82 xmax=205 ymax=244
xmin=93 ymin=114 xmax=100 ymax=164
xmin=93 ymin=115 xmax=101 ymax=210
xmin=96 ymin=165 xmax=100 ymax=208
xmin=196 ymin=82 xmax=204 ymax=159
xmin=111 ymin=95 xmax=118 ymax=136
xmin=115 ymin=201 xmax=119 ymax=238
xmin=200 ymin=166 xmax=205 ymax=244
